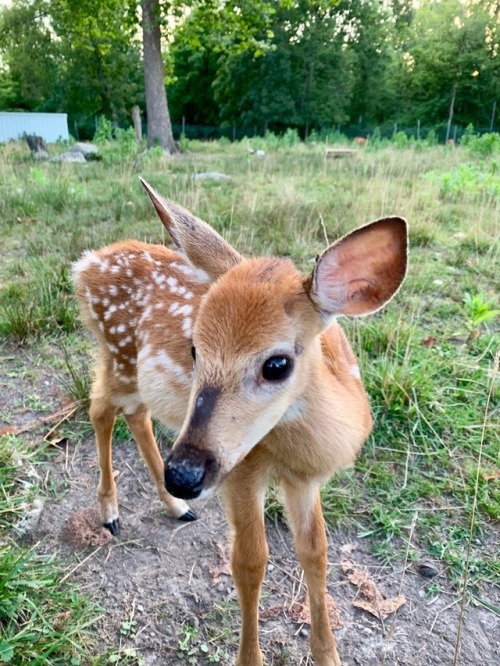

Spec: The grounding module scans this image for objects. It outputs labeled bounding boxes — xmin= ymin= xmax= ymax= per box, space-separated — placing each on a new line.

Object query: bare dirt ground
xmin=2 ymin=343 xmax=499 ymax=665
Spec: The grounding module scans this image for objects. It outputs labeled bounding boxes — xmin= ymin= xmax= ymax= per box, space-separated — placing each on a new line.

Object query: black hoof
xmin=103 ymin=518 xmax=120 ymax=535
xmin=179 ymin=509 xmax=197 ymax=522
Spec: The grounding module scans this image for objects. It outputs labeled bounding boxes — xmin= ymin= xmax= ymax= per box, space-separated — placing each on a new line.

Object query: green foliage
xmin=0 ymin=260 xmax=78 ymax=339
xmin=463 ymin=132 xmax=500 ymax=158
xmin=0 ymin=434 xmax=102 ymax=665
xmin=393 ymin=131 xmax=409 ymax=148
xmin=461 ymin=292 xmax=499 ymax=331
xmin=93 ymin=116 xmax=114 ymax=144
xmin=430 ymin=162 xmax=500 ymax=199
xmin=0 ymin=546 xmax=101 ymax=665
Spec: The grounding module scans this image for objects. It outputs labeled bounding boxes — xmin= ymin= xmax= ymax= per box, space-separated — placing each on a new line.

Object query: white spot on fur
xmin=167 ymin=276 xmax=178 ymax=290
xmin=110 ymin=265 xmax=120 ymax=274
xmin=72 ymin=251 xmax=101 ymax=282
xmin=117 ymin=323 xmax=126 ymax=333
xmin=100 ymin=259 xmax=109 ymax=272
xmin=104 ymin=304 xmax=117 ymax=321
xmin=184 ymin=291 xmax=193 ymax=300
xmin=109 ymin=285 xmax=118 ymax=296
xmin=182 ymin=317 xmax=192 ymax=337
xmin=141 ymin=305 xmax=153 ymax=322
xmin=119 ymin=335 xmax=133 ymax=348
xmin=170 ymin=261 xmax=194 ymax=276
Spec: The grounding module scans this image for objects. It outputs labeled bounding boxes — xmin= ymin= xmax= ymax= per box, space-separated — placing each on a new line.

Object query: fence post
xmin=181 ymin=116 xmax=186 ymax=135
xmin=393 ymin=122 xmax=398 ymax=136
xmin=417 ymin=119 xmax=420 ymax=141
xmin=453 ymin=125 xmax=457 ymax=143
xmin=132 ymin=105 xmax=142 ymax=144
xmin=490 ymin=101 xmax=497 ymax=132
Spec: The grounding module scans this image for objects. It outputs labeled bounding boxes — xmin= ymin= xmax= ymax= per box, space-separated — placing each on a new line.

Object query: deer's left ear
xmin=308 ymin=217 xmax=408 ymax=318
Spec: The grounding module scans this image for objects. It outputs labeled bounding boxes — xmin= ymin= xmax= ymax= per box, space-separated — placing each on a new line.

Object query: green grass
xmin=0 ymin=137 xmax=498 ymax=610
xmin=0 ymin=434 xmax=104 ymax=665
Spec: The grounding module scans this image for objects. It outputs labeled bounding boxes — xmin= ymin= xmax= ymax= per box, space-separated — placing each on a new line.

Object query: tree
xmin=142 ymin=0 xmax=177 ymax=151
xmin=396 ymin=0 xmax=498 ymax=130
xmin=0 ymin=0 xmax=143 ymax=135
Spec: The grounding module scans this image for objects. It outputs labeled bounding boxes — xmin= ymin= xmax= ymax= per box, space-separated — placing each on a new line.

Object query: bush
xmin=463 ymin=132 xmax=500 ymax=158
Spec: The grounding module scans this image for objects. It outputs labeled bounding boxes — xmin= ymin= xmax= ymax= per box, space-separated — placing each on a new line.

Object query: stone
xmin=51 ymin=151 xmax=87 ymax=163
xmin=71 ymin=142 xmax=99 ymax=156
xmin=192 ymin=172 xmax=231 ymax=181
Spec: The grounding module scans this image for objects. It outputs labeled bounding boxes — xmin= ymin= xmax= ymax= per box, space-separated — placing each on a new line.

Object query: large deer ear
xmin=309 ymin=217 xmax=408 ymax=318
xmin=140 ymin=179 xmax=242 ymax=281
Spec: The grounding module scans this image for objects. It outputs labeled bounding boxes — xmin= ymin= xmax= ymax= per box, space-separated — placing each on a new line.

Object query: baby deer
xmin=73 ymin=180 xmax=407 ymax=666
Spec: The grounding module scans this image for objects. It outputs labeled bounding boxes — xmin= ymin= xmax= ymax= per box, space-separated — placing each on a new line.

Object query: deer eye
xmin=191 ymin=345 xmax=196 ymax=361
xmin=262 ymin=356 xmax=293 ymax=381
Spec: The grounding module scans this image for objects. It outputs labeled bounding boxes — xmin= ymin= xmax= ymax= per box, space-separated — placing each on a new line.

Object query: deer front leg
xmin=222 ymin=451 xmax=270 ymax=666
xmin=89 ymin=393 xmax=119 ymax=534
xmin=123 ymin=407 xmax=195 ymax=521
xmin=282 ymin=480 xmax=342 ymax=666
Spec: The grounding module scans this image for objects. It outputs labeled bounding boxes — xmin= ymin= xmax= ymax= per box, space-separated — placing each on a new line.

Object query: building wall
xmin=0 ymin=112 xmax=69 ymax=143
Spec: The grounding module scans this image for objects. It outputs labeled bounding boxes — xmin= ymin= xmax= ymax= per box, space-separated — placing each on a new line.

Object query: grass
xmin=0 ymin=136 xmax=498 ymax=633
xmin=0 ymin=434 xmax=103 ymax=665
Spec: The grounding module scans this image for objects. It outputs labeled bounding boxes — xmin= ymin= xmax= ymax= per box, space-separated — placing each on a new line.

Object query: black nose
xmin=164 ymin=445 xmax=217 ymax=500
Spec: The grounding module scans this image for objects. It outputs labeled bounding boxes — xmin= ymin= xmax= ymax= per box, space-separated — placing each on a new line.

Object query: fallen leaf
xmin=288 ymin=594 xmax=343 ymax=630
xmin=260 ymin=604 xmax=284 ymax=621
xmin=16 ymin=216 xmax=37 ymax=224
xmin=341 ymin=555 xmax=406 ymax=622
xmin=209 ymin=541 xmax=231 ymax=583
xmin=483 ymin=470 xmax=500 ymax=481
xmin=0 ymin=425 xmax=18 ymax=436
xmin=339 ymin=542 xmax=358 ymax=556
xmin=421 ymin=336 xmax=438 ymax=348
xmin=353 ymin=595 xmax=406 ymax=619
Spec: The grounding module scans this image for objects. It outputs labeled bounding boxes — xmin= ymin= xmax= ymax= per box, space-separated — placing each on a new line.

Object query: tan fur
xmin=74 ymin=181 xmax=408 ymax=666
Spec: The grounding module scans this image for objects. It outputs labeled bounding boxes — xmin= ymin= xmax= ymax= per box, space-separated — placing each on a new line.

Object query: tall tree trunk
xmin=142 ymin=0 xmax=177 ymax=152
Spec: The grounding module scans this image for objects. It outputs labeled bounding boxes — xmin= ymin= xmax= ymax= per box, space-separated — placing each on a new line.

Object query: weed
xmin=461 ymin=292 xmax=499 ymax=336
xmin=61 ymin=345 xmax=92 ymax=409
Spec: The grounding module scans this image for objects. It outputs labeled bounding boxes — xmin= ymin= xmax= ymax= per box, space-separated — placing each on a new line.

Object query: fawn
xmin=73 ymin=180 xmax=408 ymax=666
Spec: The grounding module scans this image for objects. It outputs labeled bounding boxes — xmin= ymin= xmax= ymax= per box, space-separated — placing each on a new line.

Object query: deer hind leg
xmin=222 ymin=450 xmax=270 ymax=666
xmin=123 ymin=407 xmax=196 ymax=521
xmin=282 ymin=480 xmax=342 ymax=666
xmin=89 ymin=390 xmax=119 ymax=534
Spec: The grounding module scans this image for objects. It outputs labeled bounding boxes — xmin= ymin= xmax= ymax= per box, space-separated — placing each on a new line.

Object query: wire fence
xmin=71 ymin=115 xmax=499 ymax=144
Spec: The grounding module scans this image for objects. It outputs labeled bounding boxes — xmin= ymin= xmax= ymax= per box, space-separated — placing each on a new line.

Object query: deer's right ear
xmin=140 ymin=179 xmax=242 ymax=281
xmin=308 ymin=217 xmax=408 ymax=319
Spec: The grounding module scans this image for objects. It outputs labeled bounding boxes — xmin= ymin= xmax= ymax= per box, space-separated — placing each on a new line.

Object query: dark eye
xmin=262 ymin=356 xmax=293 ymax=381
xmin=191 ymin=345 xmax=196 ymax=361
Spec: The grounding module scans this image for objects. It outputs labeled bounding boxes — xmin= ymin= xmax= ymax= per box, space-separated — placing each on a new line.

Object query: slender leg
xmin=282 ymin=480 xmax=342 ymax=666
xmin=222 ymin=449 xmax=271 ymax=666
xmin=124 ymin=407 xmax=195 ymax=521
xmin=89 ymin=392 xmax=119 ymax=534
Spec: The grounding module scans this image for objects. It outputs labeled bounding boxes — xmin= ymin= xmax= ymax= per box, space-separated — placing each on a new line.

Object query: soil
xmin=1 ymin=343 xmax=499 ymax=665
